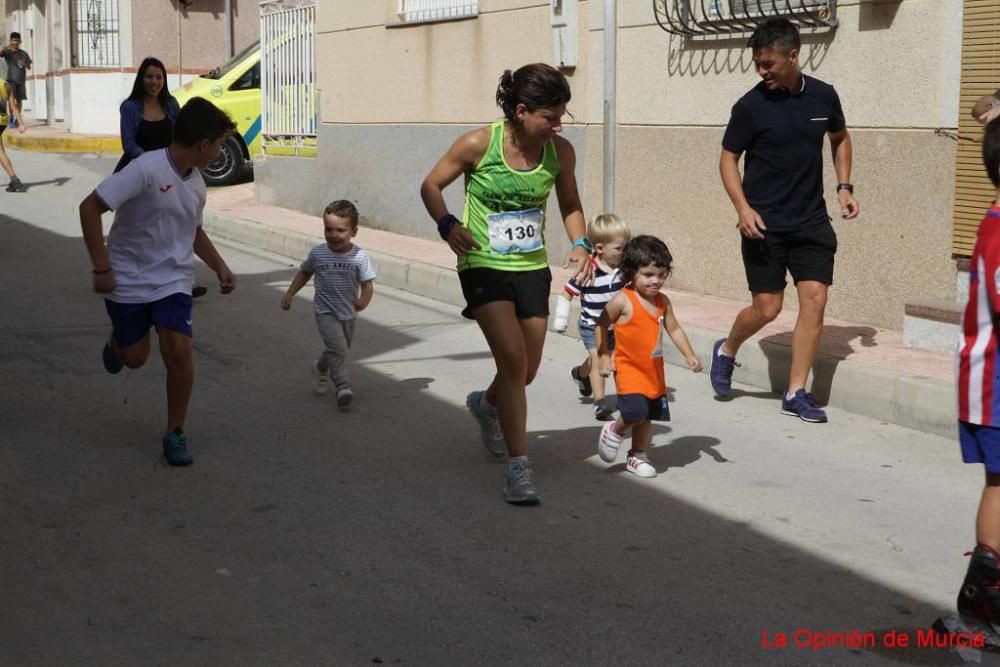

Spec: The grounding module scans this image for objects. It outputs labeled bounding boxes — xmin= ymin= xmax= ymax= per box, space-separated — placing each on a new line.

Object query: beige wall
xmin=300 ymin=0 xmax=964 ymax=329
xmin=132 ymin=1 xmax=258 ymax=72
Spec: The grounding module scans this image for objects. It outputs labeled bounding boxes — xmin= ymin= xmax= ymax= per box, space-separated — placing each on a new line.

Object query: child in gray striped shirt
xmin=281 ymin=200 xmax=376 ymax=409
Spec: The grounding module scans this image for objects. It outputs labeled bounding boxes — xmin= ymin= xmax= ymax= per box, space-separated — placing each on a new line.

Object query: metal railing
xmin=71 ymin=0 xmax=120 ymax=67
xmin=653 ymin=0 xmax=838 ymax=37
xmin=260 ymin=0 xmax=316 ymax=153
xmin=398 ymin=0 xmax=478 ymax=25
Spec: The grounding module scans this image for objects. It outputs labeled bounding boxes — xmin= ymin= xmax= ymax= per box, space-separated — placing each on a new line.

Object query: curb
xmin=203 ymin=210 xmax=956 ymax=439
xmin=6 ymin=132 xmax=121 ymax=154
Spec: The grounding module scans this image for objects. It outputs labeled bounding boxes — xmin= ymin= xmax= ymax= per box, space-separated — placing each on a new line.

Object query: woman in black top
xmin=114 ymin=57 xmax=180 ymax=173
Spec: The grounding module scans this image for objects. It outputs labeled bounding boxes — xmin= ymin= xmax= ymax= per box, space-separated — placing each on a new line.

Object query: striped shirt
xmin=564 ymin=262 xmax=625 ymax=327
xmin=301 ymin=243 xmax=376 ymax=320
xmin=958 ymin=205 xmax=1000 ymax=425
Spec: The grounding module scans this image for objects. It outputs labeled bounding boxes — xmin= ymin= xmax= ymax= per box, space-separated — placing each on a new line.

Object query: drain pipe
xmin=225 ymin=0 xmax=234 ymax=58
xmin=603 ymin=0 xmax=616 ymax=214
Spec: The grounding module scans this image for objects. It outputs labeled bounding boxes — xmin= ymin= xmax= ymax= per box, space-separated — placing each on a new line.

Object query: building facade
xmin=3 ymin=0 xmax=258 ymax=134
xmin=259 ymin=0 xmax=966 ymax=329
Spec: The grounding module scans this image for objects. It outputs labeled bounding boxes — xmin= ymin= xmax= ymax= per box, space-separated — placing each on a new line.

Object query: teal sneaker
xmin=162 ymin=429 xmax=193 ymax=466
xmin=102 ymin=335 xmax=123 ymax=374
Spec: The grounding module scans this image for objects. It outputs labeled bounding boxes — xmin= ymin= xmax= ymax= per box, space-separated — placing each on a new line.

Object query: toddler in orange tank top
xmin=594 ymin=235 xmax=702 ymax=478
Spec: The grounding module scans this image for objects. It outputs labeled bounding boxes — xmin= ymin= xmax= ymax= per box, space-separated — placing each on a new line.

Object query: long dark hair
xmin=127 ymin=57 xmax=174 ymax=108
xmin=495 ymin=63 xmax=571 ymax=126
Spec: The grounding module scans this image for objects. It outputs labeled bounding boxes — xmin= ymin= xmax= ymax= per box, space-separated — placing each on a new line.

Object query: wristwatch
xmin=836 ymin=183 xmax=854 ymax=194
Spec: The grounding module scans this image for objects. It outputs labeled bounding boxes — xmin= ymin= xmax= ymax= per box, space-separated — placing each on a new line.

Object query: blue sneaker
xmin=504 ymin=459 xmax=540 ymax=505
xmin=780 ymin=389 xmax=828 ymax=423
xmin=162 ymin=429 xmax=193 ymax=466
xmin=466 ymin=390 xmax=506 ymax=457
xmin=709 ymin=338 xmax=738 ymax=397
xmin=102 ymin=335 xmax=123 ymax=374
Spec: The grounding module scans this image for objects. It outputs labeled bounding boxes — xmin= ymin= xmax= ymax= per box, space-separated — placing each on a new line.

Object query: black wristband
xmin=92 ymin=267 xmax=112 ymax=275
xmin=437 ymin=213 xmax=459 ymax=240
xmin=836 ymin=183 xmax=854 ymax=194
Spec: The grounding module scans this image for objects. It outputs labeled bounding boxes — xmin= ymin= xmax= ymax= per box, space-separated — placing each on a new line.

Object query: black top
xmin=722 ymin=74 xmax=846 ymax=231
xmin=113 ymin=117 xmax=173 ymax=174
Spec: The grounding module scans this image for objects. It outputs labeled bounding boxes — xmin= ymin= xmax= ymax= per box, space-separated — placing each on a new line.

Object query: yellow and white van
xmin=172 ymin=41 xmax=261 ymax=186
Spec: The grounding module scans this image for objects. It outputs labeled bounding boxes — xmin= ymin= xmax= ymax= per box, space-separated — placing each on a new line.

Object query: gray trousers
xmin=315 ymin=313 xmax=356 ymax=389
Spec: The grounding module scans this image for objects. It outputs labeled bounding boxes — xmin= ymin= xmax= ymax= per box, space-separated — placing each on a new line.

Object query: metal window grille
xmin=70 ymin=0 xmax=120 ymax=67
xmin=398 ymin=0 xmax=478 ymax=25
xmin=655 ymin=0 xmax=837 ymax=37
xmin=260 ymin=0 xmax=317 ymax=149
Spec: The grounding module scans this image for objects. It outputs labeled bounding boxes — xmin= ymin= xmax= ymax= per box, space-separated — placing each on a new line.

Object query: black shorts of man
xmin=710 ymin=18 xmax=860 ymax=423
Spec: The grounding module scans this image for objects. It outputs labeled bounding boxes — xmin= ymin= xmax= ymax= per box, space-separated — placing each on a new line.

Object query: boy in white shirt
xmin=80 ymin=97 xmax=237 ymax=466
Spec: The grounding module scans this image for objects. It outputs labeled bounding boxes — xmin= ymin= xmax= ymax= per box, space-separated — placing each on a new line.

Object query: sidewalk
xmin=5 ymin=122 xmax=121 ymax=154
xmin=204 ymin=182 xmax=955 ymax=438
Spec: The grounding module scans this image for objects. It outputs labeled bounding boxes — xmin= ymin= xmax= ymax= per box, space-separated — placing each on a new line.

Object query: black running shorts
xmin=741 ymin=220 xmax=837 ymax=293
xmin=458 ymin=267 xmax=551 ymax=320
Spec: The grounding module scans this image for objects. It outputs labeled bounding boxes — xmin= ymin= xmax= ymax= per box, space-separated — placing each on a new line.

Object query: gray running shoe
xmin=503 ymin=459 xmax=540 ymax=505
xmin=466 ymin=390 xmax=505 ymax=457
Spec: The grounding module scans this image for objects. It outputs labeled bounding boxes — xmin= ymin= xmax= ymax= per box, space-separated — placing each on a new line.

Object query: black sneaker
xmin=571 ymin=366 xmax=592 ymax=397
xmin=6 ymin=176 xmax=26 ymax=193
xmin=958 ymin=545 xmax=1000 ymax=630
xmin=102 ymin=334 xmax=124 ymax=374
xmin=594 ymin=398 xmax=614 ymax=421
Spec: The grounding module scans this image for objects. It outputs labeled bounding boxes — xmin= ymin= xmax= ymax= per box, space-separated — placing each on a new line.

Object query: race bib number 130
xmin=487 ymin=208 xmax=544 ymax=255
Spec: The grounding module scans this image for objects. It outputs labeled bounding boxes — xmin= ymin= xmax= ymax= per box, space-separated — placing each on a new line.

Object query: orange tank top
xmin=614 ymin=287 xmax=667 ymax=398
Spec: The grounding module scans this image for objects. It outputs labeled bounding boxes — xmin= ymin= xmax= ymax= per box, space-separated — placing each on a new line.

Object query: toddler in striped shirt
xmin=553 ymin=214 xmax=630 ymax=420
xmin=281 ymin=200 xmax=377 ymax=409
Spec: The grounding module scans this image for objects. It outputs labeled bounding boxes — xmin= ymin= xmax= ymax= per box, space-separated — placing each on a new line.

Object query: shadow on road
xmin=0 ymin=218 xmax=978 ymax=666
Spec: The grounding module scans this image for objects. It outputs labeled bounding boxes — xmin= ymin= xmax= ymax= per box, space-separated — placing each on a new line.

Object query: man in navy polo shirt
xmin=710 ymin=18 xmax=860 ymax=423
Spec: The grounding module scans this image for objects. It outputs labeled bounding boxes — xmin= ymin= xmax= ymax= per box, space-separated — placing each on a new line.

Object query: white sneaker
xmin=626 ymin=454 xmax=657 ymax=478
xmin=598 ymin=422 xmax=623 ymax=462
xmin=336 ymin=387 xmax=354 ymax=409
xmin=313 ymin=362 xmax=330 ymax=395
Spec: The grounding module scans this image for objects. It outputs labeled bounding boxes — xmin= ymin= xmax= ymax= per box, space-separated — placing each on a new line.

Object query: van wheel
xmin=200 ymin=136 xmax=245 ymax=186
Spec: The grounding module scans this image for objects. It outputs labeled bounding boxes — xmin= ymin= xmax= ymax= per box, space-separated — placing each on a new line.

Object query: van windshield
xmin=202 ymin=40 xmax=260 ymax=80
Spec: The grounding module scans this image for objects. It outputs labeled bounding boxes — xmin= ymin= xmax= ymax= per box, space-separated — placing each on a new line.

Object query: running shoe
xmin=162 ymin=429 xmax=193 ymax=466
xmin=102 ymin=334 xmax=123 ymax=374
xmin=594 ymin=398 xmax=614 ymax=421
xmin=503 ymin=459 xmax=540 ymax=505
xmin=598 ymin=422 xmax=624 ymax=463
xmin=709 ymin=338 xmax=738 ymax=397
xmin=466 ymin=390 xmax=505 ymax=457
xmin=336 ymin=386 xmax=354 ymax=409
xmin=571 ymin=365 xmax=593 ymax=397
xmin=626 ymin=454 xmax=657 ymax=478
xmin=313 ymin=362 xmax=330 ymax=395
xmin=780 ymin=389 xmax=828 ymax=423
xmin=958 ymin=545 xmax=1000 ymax=633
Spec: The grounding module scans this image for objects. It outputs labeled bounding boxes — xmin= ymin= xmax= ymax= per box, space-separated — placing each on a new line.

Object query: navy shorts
xmin=960 ymin=420 xmax=1000 ymax=473
xmin=105 ymin=293 xmax=193 ymax=348
xmin=618 ymin=393 xmax=671 ymax=424
xmin=741 ymin=220 xmax=837 ymax=292
xmin=579 ymin=323 xmax=615 ymax=352
xmin=458 ymin=267 xmax=551 ymax=320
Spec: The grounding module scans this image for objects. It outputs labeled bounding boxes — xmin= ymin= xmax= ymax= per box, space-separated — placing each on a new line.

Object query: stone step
xmin=903 ymin=298 xmax=962 ymax=353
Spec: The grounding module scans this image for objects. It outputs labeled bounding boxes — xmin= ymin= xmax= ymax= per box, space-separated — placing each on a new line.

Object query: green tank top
xmin=459 ymin=121 xmax=560 ymax=272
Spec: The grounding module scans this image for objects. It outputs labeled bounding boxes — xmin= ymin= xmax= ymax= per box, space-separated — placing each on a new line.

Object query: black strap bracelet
xmin=437 ymin=213 xmax=460 ymax=240
xmin=92 ymin=267 xmax=112 ymax=275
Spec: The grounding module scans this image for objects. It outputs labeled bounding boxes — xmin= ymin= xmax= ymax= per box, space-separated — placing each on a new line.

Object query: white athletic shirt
xmin=95 ymin=148 xmax=206 ymax=303
xmin=301 ymin=243 xmax=376 ymax=320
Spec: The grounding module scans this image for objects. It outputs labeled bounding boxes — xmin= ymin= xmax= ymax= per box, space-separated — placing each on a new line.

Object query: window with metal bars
xmin=70 ymin=0 xmax=120 ymax=67
xmin=397 ymin=0 xmax=478 ymax=25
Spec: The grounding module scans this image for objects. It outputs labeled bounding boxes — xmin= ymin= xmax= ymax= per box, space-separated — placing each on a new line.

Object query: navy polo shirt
xmin=722 ymin=74 xmax=846 ymax=231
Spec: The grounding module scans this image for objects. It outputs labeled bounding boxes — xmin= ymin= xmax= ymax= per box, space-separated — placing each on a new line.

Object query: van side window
xmin=230 ymin=62 xmax=260 ymax=91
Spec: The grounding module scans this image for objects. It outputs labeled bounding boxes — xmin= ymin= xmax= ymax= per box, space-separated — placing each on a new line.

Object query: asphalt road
xmin=0 ymin=150 xmax=992 ymax=665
